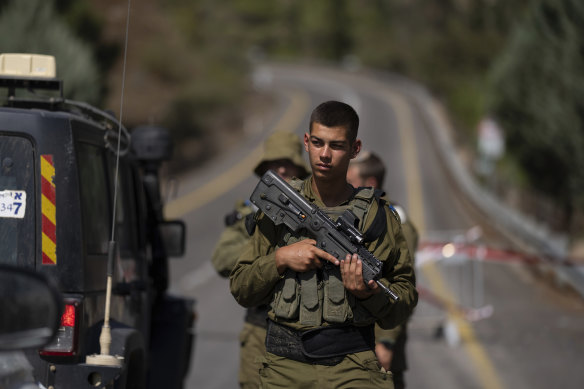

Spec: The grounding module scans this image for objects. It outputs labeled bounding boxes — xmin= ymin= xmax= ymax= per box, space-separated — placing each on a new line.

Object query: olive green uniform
xmin=375 ymin=203 xmax=419 ymax=389
xmin=230 ymin=176 xmax=418 ymax=389
xmin=212 ymin=200 xmax=255 ymax=278
xmin=211 ymin=200 xmax=267 ymax=389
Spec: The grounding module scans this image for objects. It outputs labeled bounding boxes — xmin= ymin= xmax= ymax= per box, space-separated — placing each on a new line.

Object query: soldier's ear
xmin=351 ymin=139 xmax=362 ymax=159
xmin=365 ymin=176 xmax=378 ymax=188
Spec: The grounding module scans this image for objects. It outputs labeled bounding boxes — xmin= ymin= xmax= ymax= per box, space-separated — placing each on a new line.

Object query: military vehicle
xmin=0 ymin=53 xmax=195 ymax=388
xmin=0 ymin=264 xmax=63 ymax=388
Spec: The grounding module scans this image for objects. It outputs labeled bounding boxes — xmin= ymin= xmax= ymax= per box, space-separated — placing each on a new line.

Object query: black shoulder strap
xmin=224 ymin=209 xmax=241 ymax=226
xmin=244 ymin=212 xmax=258 ymax=236
xmin=362 ymin=189 xmax=387 ymax=243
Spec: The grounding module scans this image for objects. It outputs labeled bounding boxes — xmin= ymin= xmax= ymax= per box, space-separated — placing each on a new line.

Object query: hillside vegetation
xmin=2 ymin=0 xmax=583 ymax=249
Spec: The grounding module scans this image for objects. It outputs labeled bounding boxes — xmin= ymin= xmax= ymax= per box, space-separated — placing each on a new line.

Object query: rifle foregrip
xmin=356 ymin=246 xmax=383 ymax=280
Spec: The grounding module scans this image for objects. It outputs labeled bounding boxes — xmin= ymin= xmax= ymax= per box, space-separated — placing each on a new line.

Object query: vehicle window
xmin=108 ymin=157 xmax=139 ymax=282
xmin=0 ymin=135 xmax=35 ymax=266
xmin=110 ymin=162 xmax=132 ymax=255
xmin=130 ymin=168 xmax=148 ymax=249
xmin=77 ymin=143 xmax=110 ymax=255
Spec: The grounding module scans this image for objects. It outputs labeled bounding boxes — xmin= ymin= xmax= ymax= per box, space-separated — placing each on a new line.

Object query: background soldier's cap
xmin=254 ymin=131 xmax=309 ymax=177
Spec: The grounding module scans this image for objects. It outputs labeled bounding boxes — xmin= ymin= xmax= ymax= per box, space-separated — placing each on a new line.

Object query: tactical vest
xmin=270 ymin=179 xmax=384 ymax=327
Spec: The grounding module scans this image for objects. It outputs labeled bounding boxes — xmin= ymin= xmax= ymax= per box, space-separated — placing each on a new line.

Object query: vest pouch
xmin=272 ymin=272 xmax=300 ymax=319
xmin=272 ymin=233 xmax=306 ymax=320
xmin=299 ymin=270 xmax=323 ymax=326
xmin=323 ymin=267 xmax=351 ymax=323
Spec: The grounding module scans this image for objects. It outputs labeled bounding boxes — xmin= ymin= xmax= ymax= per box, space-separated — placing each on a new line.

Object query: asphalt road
xmin=165 ymin=64 xmax=584 ymax=389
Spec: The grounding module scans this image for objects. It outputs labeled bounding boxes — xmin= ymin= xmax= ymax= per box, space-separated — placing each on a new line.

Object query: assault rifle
xmin=250 ymin=170 xmax=399 ymax=302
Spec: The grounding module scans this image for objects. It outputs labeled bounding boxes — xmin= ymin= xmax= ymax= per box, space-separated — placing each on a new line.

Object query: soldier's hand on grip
xmin=275 ymin=239 xmax=340 ymax=274
xmin=340 ymin=253 xmax=380 ymax=299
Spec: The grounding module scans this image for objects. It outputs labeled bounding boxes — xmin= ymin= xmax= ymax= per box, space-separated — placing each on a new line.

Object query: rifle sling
xmin=362 ymin=197 xmax=387 ymax=243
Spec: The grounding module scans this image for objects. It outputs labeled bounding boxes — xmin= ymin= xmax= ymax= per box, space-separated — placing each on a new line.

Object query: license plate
xmin=0 ymin=190 xmax=26 ymax=218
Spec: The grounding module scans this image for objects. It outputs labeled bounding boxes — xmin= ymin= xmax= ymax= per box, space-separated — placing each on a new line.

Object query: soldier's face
xmin=304 ymin=123 xmax=360 ymax=183
xmin=346 ymin=165 xmax=365 ymax=187
xmin=263 ymin=159 xmax=304 ymax=181
xmin=347 ymin=165 xmax=379 ymax=188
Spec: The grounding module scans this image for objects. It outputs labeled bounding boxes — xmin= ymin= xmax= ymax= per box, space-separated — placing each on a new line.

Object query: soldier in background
xmin=211 ymin=131 xmax=309 ymax=389
xmin=347 ymin=151 xmax=418 ymax=389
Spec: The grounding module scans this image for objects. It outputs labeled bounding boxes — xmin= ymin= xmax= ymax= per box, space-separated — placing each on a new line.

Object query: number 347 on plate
xmin=0 ymin=190 xmax=26 ymax=218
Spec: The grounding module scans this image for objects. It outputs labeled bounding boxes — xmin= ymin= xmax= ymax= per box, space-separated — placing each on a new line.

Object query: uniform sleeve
xmin=210 ymin=219 xmax=249 ymax=278
xmin=375 ymin=323 xmax=402 ymax=345
xmin=229 ymin=213 xmax=283 ymax=308
xmin=358 ymin=201 xmax=418 ymax=329
xmin=401 ymin=220 xmax=419 ymax=260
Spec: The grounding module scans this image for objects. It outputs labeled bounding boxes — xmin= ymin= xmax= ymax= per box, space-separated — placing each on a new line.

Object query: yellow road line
xmin=382 ymin=91 xmax=424 ymax=231
xmin=422 ymin=262 xmax=503 ymax=389
xmin=384 ymin=88 xmax=504 ymax=389
xmin=164 ymin=88 xmax=310 ymax=219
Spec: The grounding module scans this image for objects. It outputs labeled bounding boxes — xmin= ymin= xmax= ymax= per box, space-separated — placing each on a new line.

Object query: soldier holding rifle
xmin=230 ymin=101 xmax=417 ymax=389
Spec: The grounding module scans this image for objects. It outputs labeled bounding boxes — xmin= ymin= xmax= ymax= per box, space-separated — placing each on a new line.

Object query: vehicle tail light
xmin=40 ymin=302 xmax=78 ymax=356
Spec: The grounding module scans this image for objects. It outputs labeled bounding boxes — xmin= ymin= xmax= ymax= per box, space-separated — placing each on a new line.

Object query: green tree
xmin=0 ymin=0 xmax=101 ymax=105
xmin=160 ymin=0 xmax=255 ymax=144
xmin=488 ymin=0 xmax=584 ymax=225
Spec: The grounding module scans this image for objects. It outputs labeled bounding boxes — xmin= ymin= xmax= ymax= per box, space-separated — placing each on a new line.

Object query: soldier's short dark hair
xmin=309 ymin=101 xmax=359 ymax=143
xmin=350 ymin=151 xmax=386 ymax=188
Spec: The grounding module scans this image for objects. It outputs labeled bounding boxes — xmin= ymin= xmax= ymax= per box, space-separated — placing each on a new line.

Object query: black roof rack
xmin=0 ymin=75 xmax=131 ymax=156
xmin=0 ymin=75 xmax=63 ymax=98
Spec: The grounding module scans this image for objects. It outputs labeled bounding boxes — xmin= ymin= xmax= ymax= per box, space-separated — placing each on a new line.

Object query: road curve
xmin=167 ymin=63 xmax=584 ymax=389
